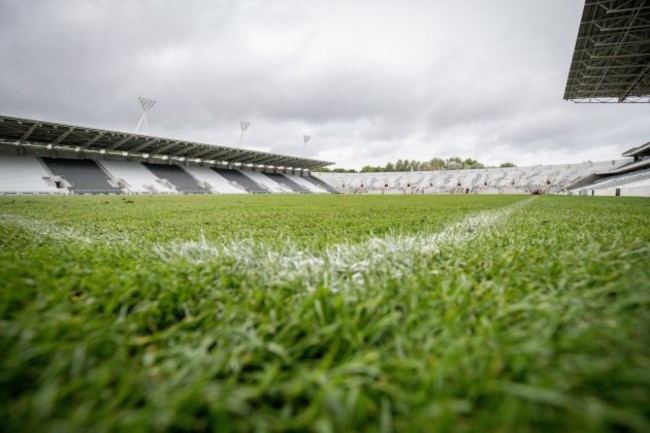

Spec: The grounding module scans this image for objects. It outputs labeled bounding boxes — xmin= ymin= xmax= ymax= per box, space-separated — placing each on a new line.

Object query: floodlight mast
xmin=239 ymin=120 xmax=251 ymax=146
xmin=301 ymin=135 xmax=311 ymax=155
xmin=135 ymin=97 xmax=157 ymax=135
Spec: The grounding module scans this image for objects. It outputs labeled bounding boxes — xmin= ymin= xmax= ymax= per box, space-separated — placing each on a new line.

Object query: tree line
xmin=316 ymin=157 xmax=517 ymax=173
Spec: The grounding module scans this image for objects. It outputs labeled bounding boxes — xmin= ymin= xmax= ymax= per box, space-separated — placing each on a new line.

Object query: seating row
xmin=0 ymin=156 xmax=330 ymax=194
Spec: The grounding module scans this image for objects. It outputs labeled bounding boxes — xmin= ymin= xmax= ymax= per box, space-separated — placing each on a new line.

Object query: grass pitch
xmin=1 ymin=194 xmax=649 ymax=432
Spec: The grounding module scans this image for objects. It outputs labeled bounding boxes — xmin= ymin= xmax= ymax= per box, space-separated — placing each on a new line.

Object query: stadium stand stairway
xmin=41 ymin=157 xmax=121 ymax=194
xmin=143 ymin=163 xmax=208 ymax=193
xmin=284 ymin=174 xmax=329 ymax=193
xmin=305 ymin=175 xmax=339 ymax=193
xmin=243 ymin=170 xmax=292 ymax=193
xmin=98 ymin=160 xmax=177 ymax=194
xmin=183 ymin=166 xmax=248 ymax=194
xmin=212 ymin=168 xmax=269 ymax=193
xmin=264 ymin=173 xmax=311 ymax=193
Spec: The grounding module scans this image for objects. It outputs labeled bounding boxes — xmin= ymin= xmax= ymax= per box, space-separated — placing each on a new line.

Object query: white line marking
xmin=0 ymin=212 xmax=129 ymax=244
xmin=155 ymin=198 xmax=536 ymax=291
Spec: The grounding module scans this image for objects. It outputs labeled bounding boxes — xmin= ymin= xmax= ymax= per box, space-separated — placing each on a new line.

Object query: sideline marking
xmin=1 ymin=197 xmax=535 ymax=291
xmin=155 ymin=197 xmax=536 ymax=291
xmin=0 ymin=212 xmax=129 ymax=244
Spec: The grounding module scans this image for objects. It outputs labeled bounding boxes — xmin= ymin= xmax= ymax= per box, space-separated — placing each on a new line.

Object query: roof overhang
xmin=622 ymin=140 xmax=650 ymax=157
xmin=564 ymin=0 xmax=650 ymax=103
xmin=0 ymin=115 xmax=334 ymax=170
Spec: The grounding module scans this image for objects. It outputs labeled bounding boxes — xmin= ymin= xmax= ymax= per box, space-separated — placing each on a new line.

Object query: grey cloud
xmin=1 ymin=0 xmax=648 ymax=170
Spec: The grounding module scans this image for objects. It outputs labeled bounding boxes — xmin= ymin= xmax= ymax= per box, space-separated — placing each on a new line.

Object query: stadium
xmin=1 ymin=1 xmax=649 ymax=432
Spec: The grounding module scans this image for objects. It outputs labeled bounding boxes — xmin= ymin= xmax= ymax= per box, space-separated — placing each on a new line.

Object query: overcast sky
xmin=1 ymin=0 xmax=648 ymax=169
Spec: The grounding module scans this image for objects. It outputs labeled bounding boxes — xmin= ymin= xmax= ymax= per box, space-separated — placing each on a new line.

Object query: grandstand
xmin=263 ymin=172 xmax=312 ymax=193
xmin=41 ymin=157 xmax=121 ymax=194
xmin=182 ymin=166 xmax=248 ymax=194
xmin=211 ymin=168 xmax=269 ymax=194
xmin=141 ymin=163 xmax=208 ymax=194
xmin=0 ymin=115 xmax=333 ymax=195
xmin=313 ymin=159 xmax=631 ymax=195
xmin=97 ymin=160 xmax=179 ymax=194
xmin=567 ymin=141 xmax=650 ymax=196
xmin=0 ymin=155 xmax=61 ymax=194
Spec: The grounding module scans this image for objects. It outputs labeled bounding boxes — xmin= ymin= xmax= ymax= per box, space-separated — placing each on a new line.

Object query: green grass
xmin=0 ymin=194 xmax=648 ymax=432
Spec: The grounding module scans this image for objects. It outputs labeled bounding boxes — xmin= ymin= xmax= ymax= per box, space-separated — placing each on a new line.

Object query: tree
xmin=461 ymin=158 xmax=484 ymax=169
xmin=446 ymin=156 xmax=462 ymax=169
xmin=500 ymin=162 xmax=517 ymax=168
xmin=323 ymin=155 xmax=491 ymax=173
xmin=429 ymin=158 xmax=445 ymax=170
xmin=395 ymin=159 xmax=407 ymax=172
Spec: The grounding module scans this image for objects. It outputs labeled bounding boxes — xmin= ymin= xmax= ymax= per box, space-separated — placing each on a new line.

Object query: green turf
xmin=0 ymin=194 xmax=648 ymax=432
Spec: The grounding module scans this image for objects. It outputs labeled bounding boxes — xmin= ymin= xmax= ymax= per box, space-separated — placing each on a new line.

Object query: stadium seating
xmin=212 ymin=168 xmax=269 ymax=193
xmin=182 ymin=166 xmax=248 ymax=194
xmin=263 ymin=173 xmax=311 ymax=193
xmin=0 ymin=155 xmax=62 ymax=194
xmin=313 ymin=161 xmax=631 ymax=195
xmin=571 ymin=168 xmax=650 ymax=196
xmin=303 ymin=175 xmax=340 ymax=193
xmin=41 ymin=158 xmax=121 ymax=194
xmin=142 ymin=163 xmax=208 ymax=194
xmin=98 ymin=160 xmax=178 ymax=194
xmin=279 ymin=174 xmax=329 ymax=193
xmin=2 ymin=154 xmax=643 ymax=196
xmin=243 ymin=171 xmax=293 ymax=193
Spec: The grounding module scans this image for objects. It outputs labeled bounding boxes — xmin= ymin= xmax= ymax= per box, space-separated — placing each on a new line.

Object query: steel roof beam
xmin=130 ymin=138 xmax=159 ymax=153
xmin=154 ymin=140 xmax=184 ymax=154
xmin=197 ymin=150 xmax=229 ymax=160
xmin=583 ymin=62 xmax=647 ymax=69
xmin=253 ymin=155 xmax=286 ymax=166
xmin=51 ymin=127 xmax=76 ymax=146
xmin=168 ymin=144 xmax=201 ymax=158
xmin=591 ymin=38 xmax=650 ymax=47
xmin=589 ymin=52 xmax=650 ymax=59
xmin=233 ymin=153 xmax=259 ymax=164
xmin=107 ymin=135 xmax=136 ymax=150
xmin=245 ymin=155 xmax=277 ymax=165
xmin=187 ymin=147 xmax=219 ymax=158
xmin=620 ymin=62 xmax=650 ymax=100
xmin=19 ymin=122 xmax=39 ymax=143
xmin=79 ymin=131 xmax=107 ymax=149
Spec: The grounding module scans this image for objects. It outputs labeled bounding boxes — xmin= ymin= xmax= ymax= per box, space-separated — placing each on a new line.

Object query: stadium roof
xmin=0 ymin=115 xmax=333 ymax=170
xmin=622 ymin=140 xmax=650 ymax=157
xmin=564 ymin=0 xmax=650 ymax=103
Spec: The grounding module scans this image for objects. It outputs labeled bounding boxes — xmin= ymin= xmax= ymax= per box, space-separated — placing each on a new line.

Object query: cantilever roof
xmin=0 ymin=115 xmax=333 ymax=170
xmin=564 ymin=0 xmax=650 ymax=103
xmin=622 ymin=140 xmax=650 ymax=157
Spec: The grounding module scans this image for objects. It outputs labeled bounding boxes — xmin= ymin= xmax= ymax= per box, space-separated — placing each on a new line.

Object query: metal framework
xmin=135 ymin=97 xmax=156 ymax=134
xmin=0 ymin=115 xmax=333 ymax=170
xmin=564 ymin=0 xmax=650 ymax=103
xmin=239 ymin=120 xmax=251 ymax=147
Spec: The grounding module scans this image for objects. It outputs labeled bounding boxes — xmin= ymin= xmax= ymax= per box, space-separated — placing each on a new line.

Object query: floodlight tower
xmin=239 ymin=120 xmax=251 ymax=146
xmin=301 ymin=135 xmax=311 ymax=155
xmin=135 ymin=97 xmax=157 ymax=135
